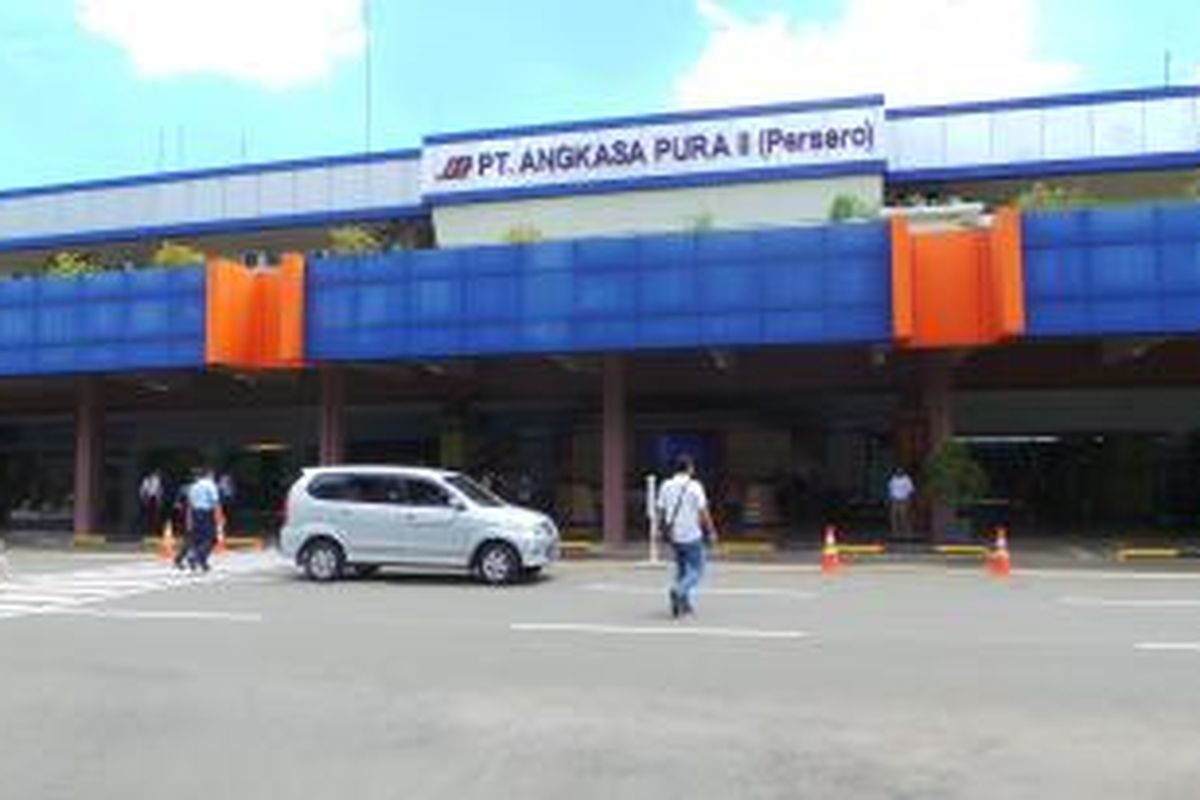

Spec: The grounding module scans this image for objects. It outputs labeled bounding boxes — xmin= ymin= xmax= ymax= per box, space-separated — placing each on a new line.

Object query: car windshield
xmin=446 ymin=474 xmax=506 ymax=507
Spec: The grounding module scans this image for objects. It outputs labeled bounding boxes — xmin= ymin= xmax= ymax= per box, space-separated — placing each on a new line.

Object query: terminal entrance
xmin=4 ymin=343 xmax=1200 ymax=546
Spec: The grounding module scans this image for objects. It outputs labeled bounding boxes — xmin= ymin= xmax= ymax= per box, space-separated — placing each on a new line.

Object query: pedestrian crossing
xmin=0 ymin=552 xmax=282 ymax=621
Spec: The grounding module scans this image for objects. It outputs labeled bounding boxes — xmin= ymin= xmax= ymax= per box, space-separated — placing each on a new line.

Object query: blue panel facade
xmin=0 ymin=266 xmax=206 ymax=376
xmin=1024 ymin=203 xmax=1200 ymax=337
xmin=306 ymin=223 xmax=892 ymax=362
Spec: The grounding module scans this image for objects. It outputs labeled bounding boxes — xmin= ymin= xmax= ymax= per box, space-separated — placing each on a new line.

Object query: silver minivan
xmin=280 ymin=466 xmax=559 ymax=584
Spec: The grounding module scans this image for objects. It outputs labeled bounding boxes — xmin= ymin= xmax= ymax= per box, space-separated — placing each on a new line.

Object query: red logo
xmin=437 ymin=155 xmax=474 ymax=181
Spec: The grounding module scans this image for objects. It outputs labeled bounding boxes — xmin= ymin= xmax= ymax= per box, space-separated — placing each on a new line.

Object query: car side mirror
xmin=450 ymin=498 xmax=468 ymax=512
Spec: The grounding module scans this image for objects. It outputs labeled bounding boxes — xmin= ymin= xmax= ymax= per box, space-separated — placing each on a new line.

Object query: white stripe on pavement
xmin=55 ymin=609 xmax=264 ymax=623
xmin=0 ymin=552 xmax=281 ymax=622
xmin=584 ymin=583 xmax=816 ymax=599
xmin=1135 ymin=642 xmax=1200 ymax=652
xmin=1062 ymin=596 xmax=1200 ymax=608
xmin=510 ymin=622 xmax=809 ymax=640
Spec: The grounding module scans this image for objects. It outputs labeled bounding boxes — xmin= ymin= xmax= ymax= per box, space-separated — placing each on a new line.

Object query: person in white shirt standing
xmin=138 ymin=469 xmax=164 ymax=539
xmin=657 ymin=454 xmax=719 ymax=618
xmin=888 ymin=467 xmax=916 ymax=540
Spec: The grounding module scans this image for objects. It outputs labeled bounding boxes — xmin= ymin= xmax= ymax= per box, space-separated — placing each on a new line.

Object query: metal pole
xmin=645 ymin=474 xmax=659 ymax=565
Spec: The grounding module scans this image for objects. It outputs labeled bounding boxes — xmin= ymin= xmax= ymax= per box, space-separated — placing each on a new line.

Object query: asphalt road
xmin=2 ymin=551 xmax=1199 ymax=800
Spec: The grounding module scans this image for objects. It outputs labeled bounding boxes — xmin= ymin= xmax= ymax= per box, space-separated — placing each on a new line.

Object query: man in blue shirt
xmin=184 ymin=468 xmax=223 ymax=572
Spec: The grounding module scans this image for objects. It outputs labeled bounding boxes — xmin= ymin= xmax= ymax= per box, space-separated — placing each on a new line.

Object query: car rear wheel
xmin=476 ymin=542 xmax=521 ymax=586
xmin=302 ymin=539 xmax=345 ymax=582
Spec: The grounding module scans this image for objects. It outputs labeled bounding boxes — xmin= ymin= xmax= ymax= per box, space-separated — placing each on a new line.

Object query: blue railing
xmin=0 ymin=266 xmax=206 ymax=375
xmin=1024 ymin=203 xmax=1200 ymax=337
xmin=306 ymin=222 xmax=893 ymax=361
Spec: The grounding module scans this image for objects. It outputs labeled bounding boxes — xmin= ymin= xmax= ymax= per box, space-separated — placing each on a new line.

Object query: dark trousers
xmin=189 ymin=510 xmax=217 ymax=570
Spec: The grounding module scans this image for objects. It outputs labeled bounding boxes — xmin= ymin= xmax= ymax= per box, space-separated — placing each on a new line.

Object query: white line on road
xmin=584 ymin=583 xmax=816 ymax=599
xmin=52 ymin=609 xmax=264 ymax=623
xmin=1135 ymin=642 xmax=1200 ymax=652
xmin=1062 ymin=596 xmax=1200 ymax=608
xmin=510 ymin=622 xmax=809 ymax=640
xmin=1022 ymin=569 xmax=1200 ymax=581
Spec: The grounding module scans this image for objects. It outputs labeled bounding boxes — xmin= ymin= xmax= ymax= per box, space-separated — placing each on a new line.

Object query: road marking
xmin=1062 ymin=596 xmax=1200 ymax=608
xmin=510 ymin=622 xmax=809 ymax=640
xmin=0 ymin=552 xmax=282 ymax=622
xmin=1135 ymin=642 xmax=1200 ymax=653
xmin=584 ymin=583 xmax=816 ymax=599
xmin=1021 ymin=569 xmax=1200 ymax=581
xmin=54 ymin=609 xmax=264 ymax=623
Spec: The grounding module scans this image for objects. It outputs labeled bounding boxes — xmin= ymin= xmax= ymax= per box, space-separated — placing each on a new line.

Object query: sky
xmin=1 ymin=0 xmax=1198 ymax=190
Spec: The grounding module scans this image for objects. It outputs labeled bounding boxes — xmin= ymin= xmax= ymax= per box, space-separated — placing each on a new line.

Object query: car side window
xmin=355 ymin=476 xmax=406 ymax=505
xmin=307 ymin=474 xmax=358 ymax=502
xmin=403 ymin=479 xmax=452 ymax=507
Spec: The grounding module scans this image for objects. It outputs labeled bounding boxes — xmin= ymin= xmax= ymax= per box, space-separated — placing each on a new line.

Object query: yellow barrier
xmin=840 ymin=543 xmax=886 ymax=556
xmin=71 ymin=533 xmax=107 ymax=549
xmin=559 ymin=540 xmax=601 ymax=555
xmin=716 ymin=541 xmax=777 ymax=556
xmin=934 ymin=544 xmax=990 ymax=558
xmin=1116 ymin=547 xmax=1181 ymax=561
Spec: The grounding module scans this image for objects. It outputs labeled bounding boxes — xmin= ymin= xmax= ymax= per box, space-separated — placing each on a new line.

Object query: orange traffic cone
xmin=157 ymin=520 xmax=176 ymax=563
xmin=213 ymin=509 xmax=229 ymax=556
xmin=821 ymin=525 xmax=842 ymax=575
xmin=988 ymin=527 xmax=1012 ymax=578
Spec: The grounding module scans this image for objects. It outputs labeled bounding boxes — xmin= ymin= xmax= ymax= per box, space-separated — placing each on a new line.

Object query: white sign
xmin=423 ymin=102 xmax=885 ymax=199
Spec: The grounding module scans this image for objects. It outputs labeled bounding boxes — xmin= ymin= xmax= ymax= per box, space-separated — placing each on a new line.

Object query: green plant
xmin=1013 ymin=181 xmax=1096 ymax=210
xmin=827 ymin=193 xmax=876 ymax=222
xmin=151 ymin=240 xmax=205 ymax=267
xmin=328 ymin=225 xmax=383 ymax=254
xmin=921 ymin=439 xmax=989 ymax=514
xmin=501 ymin=223 xmax=543 ymax=244
xmin=42 ymin=251 xmax=102 ymax=278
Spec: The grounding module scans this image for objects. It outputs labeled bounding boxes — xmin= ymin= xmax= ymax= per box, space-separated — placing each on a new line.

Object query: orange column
xmin=891 ymin=209 xmax=1027 ymax=350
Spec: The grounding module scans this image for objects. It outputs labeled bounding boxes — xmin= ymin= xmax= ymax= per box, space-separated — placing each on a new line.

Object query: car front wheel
xmin=302 ymin=539 xmax=345 ymax=582
xmin=476 ymin=542 xmax=521 ymax=586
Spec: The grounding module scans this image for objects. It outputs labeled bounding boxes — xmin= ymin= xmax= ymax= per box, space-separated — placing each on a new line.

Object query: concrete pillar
xmin=601 ymin=355 xmax=627 ymax=549
xmin=73 ymin=378 xmax=102 ymax=536
xmin=921 ymin=353 xmax=955 ymax=537
xmin=439 ymin=419 xmax=466 ymax=470
xmin=318 ymin=367 xmax=345 ymax=465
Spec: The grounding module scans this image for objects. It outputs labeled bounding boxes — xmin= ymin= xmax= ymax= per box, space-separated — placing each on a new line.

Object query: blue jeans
xmin=672 ymin=540 xmax=706 ymax=611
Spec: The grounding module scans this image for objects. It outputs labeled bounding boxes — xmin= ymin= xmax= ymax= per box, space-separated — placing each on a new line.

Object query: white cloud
xmin=677 ymin=0 xmax=1081 ymax=108
xmin=77 ymin=0 xmax=364 ymax=89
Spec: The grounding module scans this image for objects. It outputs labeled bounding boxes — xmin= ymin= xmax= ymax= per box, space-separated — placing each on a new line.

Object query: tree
xmin=151 ymin=241 xmax=205 ymax=267
xmin=922 ymin=439 xmax=989 ymax=539
xmin=328 ymin=225 xmax=383 ymax=254
xmin=42 ymin=251 xmax=102 ymax=277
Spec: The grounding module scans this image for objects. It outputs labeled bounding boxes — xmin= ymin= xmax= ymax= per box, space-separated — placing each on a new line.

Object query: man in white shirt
xmin=183 ymin=468 xmax=223 ymax=572
xmin=138 ymin=470 xmax=163 ymax=538
xmin=888 ymin=467 xmax=916 ymax=540
xmin=657 ymin=454 xmax=719 ymax=618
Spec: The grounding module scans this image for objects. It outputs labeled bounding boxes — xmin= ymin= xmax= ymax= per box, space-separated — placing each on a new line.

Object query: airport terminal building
xmin=2 ymin=84 xmax=1200 ymax=544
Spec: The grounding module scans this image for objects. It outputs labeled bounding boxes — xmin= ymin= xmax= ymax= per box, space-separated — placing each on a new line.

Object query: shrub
xmin=827 ymin=194 xmax=876 ymax=222
xmin=501 ymin=224 xmax=543 ymax=244
xmin=328 ymin=225 xmax=383 ymax=254
xmin=42 ymin=251 xmax=102 ymax=278
xmin=151 ymin=241 xmax=205 ymax=267
xmin=921 ymin=439 xmax=989 ymax=513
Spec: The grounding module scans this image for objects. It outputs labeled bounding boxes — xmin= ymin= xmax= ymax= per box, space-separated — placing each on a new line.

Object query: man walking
xmin=657 ymin=454 xmax=719 ymax=618
xmin=184 ymin=467 xmax=223 ymax=572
